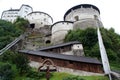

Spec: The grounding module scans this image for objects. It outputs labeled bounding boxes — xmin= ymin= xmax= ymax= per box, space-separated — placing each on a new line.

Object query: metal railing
xmin=111 ymin=70 xmax=120 ymax=80
xmin=0 ymin=34 xmax=26 ymax=55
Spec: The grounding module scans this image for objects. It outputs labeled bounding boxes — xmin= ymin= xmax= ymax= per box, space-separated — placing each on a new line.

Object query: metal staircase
xmin=111 ymin=70 xmax=120 ymax=80
xmin=0 ymin=34 xmax=26 ymax=55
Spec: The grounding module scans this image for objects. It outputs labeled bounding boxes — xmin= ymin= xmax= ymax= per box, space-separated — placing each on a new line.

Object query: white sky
xmin=0 ymin=0 xmax=120 ymax=34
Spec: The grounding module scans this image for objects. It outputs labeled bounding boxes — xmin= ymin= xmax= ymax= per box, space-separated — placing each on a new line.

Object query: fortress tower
xmin=51 ymin=4 xmax=103 ymax=44
xmin=51 ymin=21 xmax=73 ymax=44
xmin=64 ymin=4 xmax=103 ymax=29
xmin=26 ymin=11 xmax=53 ymax=29
xmin=1 ymin=4 xmax=103 ymax=46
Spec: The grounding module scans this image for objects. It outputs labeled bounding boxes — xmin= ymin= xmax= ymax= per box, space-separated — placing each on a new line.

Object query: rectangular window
xmin=74 ymin=16 xmax=79 ymax=21
xmin=69 ymin=61 xmax=73 ymax=64
xmin=25 ymin=11 xmax=28 ymax=13
xmin=25 ymin=7 xmax=28 ymax=10
xmin=41 ymin=57 xmax=44 ymax=59
xmin=44 ymin=18 xmax=46 ymax=21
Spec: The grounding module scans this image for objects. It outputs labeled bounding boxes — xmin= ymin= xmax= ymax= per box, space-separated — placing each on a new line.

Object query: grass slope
xmin=41 ymin=72 xmax=109 ymax=80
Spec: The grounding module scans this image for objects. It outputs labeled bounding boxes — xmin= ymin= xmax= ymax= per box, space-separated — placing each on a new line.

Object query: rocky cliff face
xmin=23 ymin=25 xmax=52 ymax=50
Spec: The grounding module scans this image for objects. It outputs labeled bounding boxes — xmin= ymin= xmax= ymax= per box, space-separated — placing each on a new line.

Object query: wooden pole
xmin=46 ymin=66 xmax=50 ymax=80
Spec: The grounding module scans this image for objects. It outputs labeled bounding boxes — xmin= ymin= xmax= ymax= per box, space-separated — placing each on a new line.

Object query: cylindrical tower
xmin=64 ymin=4 xmax=103 ymax=29
xmin=51 ymin=21 xmax=73 ymax=44
xmin=26 ymin=11 xmax=53 ymax=29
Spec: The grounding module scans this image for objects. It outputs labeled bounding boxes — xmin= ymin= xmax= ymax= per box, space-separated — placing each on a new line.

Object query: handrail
xmin=0 ymin=33 xmax=26 ymax=55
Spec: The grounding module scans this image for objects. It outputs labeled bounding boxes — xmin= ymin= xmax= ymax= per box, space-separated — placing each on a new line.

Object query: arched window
xmin=46 ymin=40 xmax=51 ymax=44
xmin=30 ymin=23 xmax=35 ymax=29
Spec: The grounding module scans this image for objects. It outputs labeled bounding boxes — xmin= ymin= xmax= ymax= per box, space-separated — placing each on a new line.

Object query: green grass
xmin=50 ymin=72 xmax=71 ymax=80
xmin=40 ymin=72 xmax=109 ymax=80
xmin=14 ymin=73 xmax=109 ymax=80
xmin=0 ymin=62 xmax=109 ymax=80
xmin=78 ymin=76 xmax=109 ymax=80
xmin=14 ymin=76 xmax=44 ymax=80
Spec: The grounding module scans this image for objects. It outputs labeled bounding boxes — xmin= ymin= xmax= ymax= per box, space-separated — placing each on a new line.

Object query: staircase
xmin=111 ymin=70 xmax=120 ymax=80
xmin=0 ymin=34 xmax=26 ymax=55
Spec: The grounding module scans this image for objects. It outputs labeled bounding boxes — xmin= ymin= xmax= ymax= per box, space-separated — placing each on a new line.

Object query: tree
xmin=0 ymin=50 xmax=30 ymax=75
xmin=0 ymin=50 xmax=15 ymax=63
xmin=64 ymin=27 xmax=120 ymax=62
xmin=12 ymin=52 xmax=30 ymax=75
xmin=0 ymin=63 xmax=15 ymax=80
xmin=65 ymin=28 xmax=97 ymax=48
xmin=13 ymin=17 xmax=30 ymax=32
xmin=0 ymin=19 xmax=25 ymax=49
xmin=64 ymin=28 xmax=98 ymax=58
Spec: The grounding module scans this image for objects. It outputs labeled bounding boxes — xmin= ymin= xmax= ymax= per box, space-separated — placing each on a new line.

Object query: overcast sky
xmin=0 ymin=0 xmax=120 ymax=34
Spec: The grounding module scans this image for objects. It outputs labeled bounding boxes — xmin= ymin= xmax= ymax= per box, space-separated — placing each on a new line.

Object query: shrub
xmin=0 ymin=63 xmax=15 ymax=80
xmin=26 ymin=70 xmax=45 ymax=79
xmin=12 ymin=53 xmax=30 ymax=75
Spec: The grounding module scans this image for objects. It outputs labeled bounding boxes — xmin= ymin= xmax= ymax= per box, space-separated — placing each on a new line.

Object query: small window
xmin=74 ymin=16 xmax=79 ymax=21
xmin=25 ymin=11 xmax=28 ymax=13
xmin=44 ymin=18 xmax=46 ymax=21
xmin=41 ymin=57 xmax=44 ymax=59
xmin=50 ymin=49 xmax=53 ymax=51
xmin=25 ymin=7 xmax=28 ymax=10
xmin=94 ymin=15 xmax=98 ymax=20
xmin=69 ymin=61 xmax=73 ymax=64
xmin=30 ymin=23 xmax=35 ymax=29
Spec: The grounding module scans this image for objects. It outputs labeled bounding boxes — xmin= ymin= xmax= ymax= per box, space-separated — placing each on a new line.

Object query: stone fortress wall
xmin=1 ymin=4 xmax=103 ymax=46
xmin=64 ymin=7 xmax=100 ymax=21
xmin=26 ymin=11 xmax=53 ymax=29
xmin=51 ymin=4 xmax=103 ymax=44
xmin=51 ymin=21 xmax=73 ymax=44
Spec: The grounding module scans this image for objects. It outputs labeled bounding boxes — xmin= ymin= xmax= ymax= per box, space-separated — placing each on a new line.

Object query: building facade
xmin=1 ymin=4 xmax=33 ymax=23
xmin=38 ymin=41 xmax=84 ymax=56
xmin=19 ymin=49 xmax=103 ymax=75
